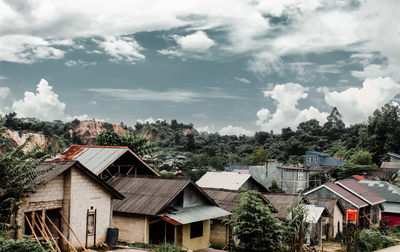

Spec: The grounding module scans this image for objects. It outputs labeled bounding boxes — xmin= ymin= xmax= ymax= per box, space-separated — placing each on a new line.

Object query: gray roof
xmin=263 ymin=194 xmax=310 ymax=219
xmin=381 ymin=162 xmax=400 ymax=169
xmin=383 ymin=202 xmax=400 ymax=213
xmin=53 ymin=145 xmax=159 ymax=176
xmin=108 ymin=175 xmax=216 ymax=216
xmin=359 ymin=181 xmax=400 ymax=203
xmin=162 ymin=205 xmax=230 ymax=224
xmin=196 ymin=172 xmax=268 ymax=192
xmin=306 ymin=197 xmax=346 ymax=216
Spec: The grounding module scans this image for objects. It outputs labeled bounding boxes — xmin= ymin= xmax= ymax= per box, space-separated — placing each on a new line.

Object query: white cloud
xmin=136 ymin=117 xmax=164 ymax=124
xmin=247 ymin=52 xmax=282 ymax=76
xmin=0 ymin=35 xmax=65 ymax=63
xmin=87 ymin=87 xmax=240 ymax=103
xmin=65 ymin=59 xmax=96 ymax=67
xmin=174 ymin=31 xmax=215 ymax=51
xmin=219 ymin=125 xmax=253 ymax=136
xmin=11 ymin=79 xmax=90 ymax=121
xmin=96 ymin=36 xmax=145 ymax=64
xmin=323 ymin=77 xmax=400 ymax=125
xmin=197 ymin=125 xmax=216 ymax=134
xmin=0 ymin=75 xmax=6 ymax=80
xmin=256 ymin=83 xmax=328 ymax=132
xmin=234 ymin=77 xmax=251 ymax=84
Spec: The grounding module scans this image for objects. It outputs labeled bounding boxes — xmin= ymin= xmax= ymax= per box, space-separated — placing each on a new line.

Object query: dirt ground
xmin=321 ymin=241 xmax=342 ymax=252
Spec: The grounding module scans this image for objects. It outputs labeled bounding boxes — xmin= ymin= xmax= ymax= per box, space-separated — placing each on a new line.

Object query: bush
xmin=351 ymin=230 xmax=395 ymax=252
xmin=155 ymin=243 xmax=182 ymax=252
xmin=0 ymin=237 xmax=50 ymax=252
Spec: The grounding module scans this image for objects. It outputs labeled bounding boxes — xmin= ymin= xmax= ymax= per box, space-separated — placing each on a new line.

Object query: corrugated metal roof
xmin=359 ymin=181 xmax=400 ymax=203
xmin=279 ymin=166 xmax=309 ymax=171
xmin=383 ymin=202 xmax=400 ymax=213
xmin=304 ymin=205 xmax=329 ymax=223
xmin=263 ymin=194 xmax=310 ymax=219
xmin=324 ymin=183 xmax=369 ymax=208
xmin=109 ymin=175 xmax=216 ymax=216
xmin=337 ymin=179 xmax=385 ymax=205
xmin=306 ymin=197 xmax=345 ymax=215
xmin=381 ymin=162 xmax=400 ymax=169
xmin=388 ymin=152 xmax=400 ymax=159
xmin=196 ymin=172 xmax=252 ymax=190
xmin=352 ymin=175 xmax=368 ymax=181
xmin=54 ymin=145 xmax=159 ymax=176
xmin=162 ymin=205 xmax=231 ymax=225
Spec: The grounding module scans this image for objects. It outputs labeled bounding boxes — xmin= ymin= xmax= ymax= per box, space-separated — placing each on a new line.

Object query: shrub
xmin=351 ymin=230 xmax=395 ymax=252
xmin=0 ymin=237 xmax=51 ymax=252
xmin=155 ymin=243 xmax=182 ymax=252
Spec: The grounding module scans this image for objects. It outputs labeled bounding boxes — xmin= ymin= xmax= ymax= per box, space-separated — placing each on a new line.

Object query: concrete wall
xmin=183 ymin=186 xmax=208 ymax=208
xmin=210 ymin=220 xmax=228 ymax=245
xmin=68 ymin=167 xmax=113 ymax=248
xmin=113 ymin=214 xmax=147 ymax=243
xmin=182 ymin=219 xmax=210 ymax=251
xmin=332 ymin=204 xmax=344 ymax=238
xmin=16 ymin=175 xmax=64 ymax=238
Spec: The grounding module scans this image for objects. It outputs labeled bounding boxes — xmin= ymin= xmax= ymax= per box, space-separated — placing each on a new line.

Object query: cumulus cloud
xmin=0 ymin=35 xmax=65 ymax=63
xmin=174 ymin=31 xmax=215 ymax=51
xmin=256 ymin=83 xmax=328 ymax=132
xmin=219 ymin=125 xmax=253 ymax=136
xmin=323 ymin=77 xmax=400 ymax=125
xmin=96 ymin=36 xmax=145 ymax=63
xmin=11 ymin=79 xmax=89 ymax=121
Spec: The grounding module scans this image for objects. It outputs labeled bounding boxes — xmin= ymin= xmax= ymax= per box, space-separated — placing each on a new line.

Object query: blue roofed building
xmin=305 ymin=151 xmax=343 ymax=167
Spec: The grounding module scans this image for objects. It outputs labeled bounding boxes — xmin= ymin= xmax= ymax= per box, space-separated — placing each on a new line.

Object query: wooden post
xmin=126 ymin=166 xmax=134 ymax=175
xmin=85 ymin=209 xmax=89 ymax=248
xmin=33 ymin=214 xmax=55 ymax=251
xmin=118 ymin=166 xmax=120 ymax=174
xmin=94 ymin=209 xmax=97 ymax=246
xmin=37 ymin=213 xmax=61 ymax=252
xmin=59 ymin=210 xmax=87 ymax=252
xmin=25 ymin=215 xmax=43 ymax=249
xmin=46 ymin=215 xmax=78 ymax=252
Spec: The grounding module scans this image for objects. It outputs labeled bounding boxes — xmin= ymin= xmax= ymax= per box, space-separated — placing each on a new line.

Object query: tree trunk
xmin=9 ymin=199 xmax=17 ymax=239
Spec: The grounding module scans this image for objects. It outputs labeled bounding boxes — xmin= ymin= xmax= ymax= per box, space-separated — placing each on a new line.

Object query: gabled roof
xmin=108 ymin=175 xmax=216 ymax=216
xmin=34 ymin=160 xmax=123 ymax=199
xmin=306 ymin=197 xmax=346 ymax=216
xmin=53 ymin=145 xmax=159 ymax=176
xmin=359 ymin=181 xmax=400 ymax=203
xmin=203 ymin=188 xmax=277 ymax=216
xmin=263 ymin=194 xmax=310 ymax=219
xmin=196 ymin=172 xmax=268 ymax=191
xmin=304 ymin=205 xmax=332 ymax=223
xmin=336 ymin=179 xmax=385 ymax=205
xmin=305 ymin=183 xmax=368 ymax=209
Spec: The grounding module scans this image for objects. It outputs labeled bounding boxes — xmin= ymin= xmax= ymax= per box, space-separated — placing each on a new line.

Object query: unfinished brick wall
xmin=16 ymin=175 xmax=64 ymax=238
xmin=68 ymin=167 xmax=112 ymax=248
xmin=210 ymin=220 xmax=228 ymax=245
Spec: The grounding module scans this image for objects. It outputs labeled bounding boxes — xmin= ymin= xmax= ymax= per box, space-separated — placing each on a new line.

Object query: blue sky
xmin=0 ymin=0 xmax=399 ymax=135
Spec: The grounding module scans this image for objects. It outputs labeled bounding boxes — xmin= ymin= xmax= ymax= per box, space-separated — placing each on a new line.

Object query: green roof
xmin=359 ymin=181 xmax=400 ymax=203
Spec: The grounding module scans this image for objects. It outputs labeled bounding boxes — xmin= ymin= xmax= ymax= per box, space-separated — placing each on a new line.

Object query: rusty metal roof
xmin=53 ymin=145 xmax=159 ymax=176
xmin=108 ymin=175 xmax=216 ymax=216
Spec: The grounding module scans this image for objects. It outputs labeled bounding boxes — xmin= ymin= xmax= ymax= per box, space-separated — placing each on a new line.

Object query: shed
xmin=108 ymin=175 xmax=230 ymax=251
xmin=13 ymin=160 xmax=123 ymax=250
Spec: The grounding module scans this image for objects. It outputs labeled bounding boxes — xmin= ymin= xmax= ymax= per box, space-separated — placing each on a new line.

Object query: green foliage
xmin=0 ymin=237 xmax=51 ymax=252
xmin=224 ymin=190 xmax=286 ymax=251
xmin=250 ymin=146 xmax=269 ymax=165
xmin=285 ymin=197 xmax=308 ymax=252
xmin=155 ymin=243 xmax=182 ymax=252
xmin=335 ymin=150 xmax=378 ymax=179
xmin=268 ymin=180 xmax=285 ymax=193
xmin=350 ymin=230 xmax=395 ymax=252
xmin=0 ymin=118 xmax=53 ymax=234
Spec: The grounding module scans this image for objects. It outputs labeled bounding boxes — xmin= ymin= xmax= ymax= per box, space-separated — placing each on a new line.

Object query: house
xmin=14 ymin=160 xmax=123 ymax=250
xmin=306 ymin=197 xmax=346 ymax=239
xmin=53 ymin=145 xmax=160 ymax=180
xmin=359 ymin=180 xmax=400 ymax=226
xmin=305 ymin=151 xmax=343 ymax=172
xmin=202 ymin=188 xmax=276 ymax=246
xmin=250 ymin=160 xmax=322 ymax=194
xmin=196 ymin=172 xmax=269 ymax=192
xmin=379 ymin=152 xmax=400 ymax=178
xmin=304 ymin=205 xmax=332 ymax=248
xmin=108 ymin=175 xmax=230 ymax=251
xmin=304 ymin=179 xmax=385 ymax=228
xmin=262 ymin=194 xmax=311 ymax=220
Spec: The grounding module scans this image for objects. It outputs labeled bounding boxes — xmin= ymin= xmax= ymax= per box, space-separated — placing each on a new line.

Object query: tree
xmin=285 ymin=197 xmax=309 ymax=252
xmin=336 ymin=150 xmax=378 ymax=180
xmin=119 ymin=134 xmax=157 ymax=156
xmin=224 ymin=190 xmax=286 ymax=251
xmin=96 ymin=130 xmax=122 ymax=146
xmin=268 ymin=180 xmax=285 ymax=193
xmin=250 ymin=146 xmax=269 ymax=165
xmin=0 ymin=118 xmax=53 ymax=238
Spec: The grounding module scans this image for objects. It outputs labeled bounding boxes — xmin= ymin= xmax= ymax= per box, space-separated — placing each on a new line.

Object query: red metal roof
xmin=337 ymin=179 xmax=385 ymax=205
xmin=352 ymin=175 xmax=368 ymax=181
xmin=55 ymin=145 xmax=128 ymax=161
xmin=325 ymin=182 xmax=368 ymax=208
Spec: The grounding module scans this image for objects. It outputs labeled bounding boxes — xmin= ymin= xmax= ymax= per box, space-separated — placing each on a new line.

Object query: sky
xmin=0 ymin=0 xmax=400 ymax=136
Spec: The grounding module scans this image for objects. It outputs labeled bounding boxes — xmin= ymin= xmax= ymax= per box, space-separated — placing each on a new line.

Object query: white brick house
xmin=15 ymin=160 xmax=123 ymax=251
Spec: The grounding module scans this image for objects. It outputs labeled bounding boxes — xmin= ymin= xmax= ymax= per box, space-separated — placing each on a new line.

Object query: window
xmin=190 ymin=221 xmax=203 ymax=239
xmin=87 ymin=213 xmax=95 ymax=235
xmin=307 ymin=157 xmax=312 ymax=162
xmin=314 ymin=157 xmax=318 ymax=162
